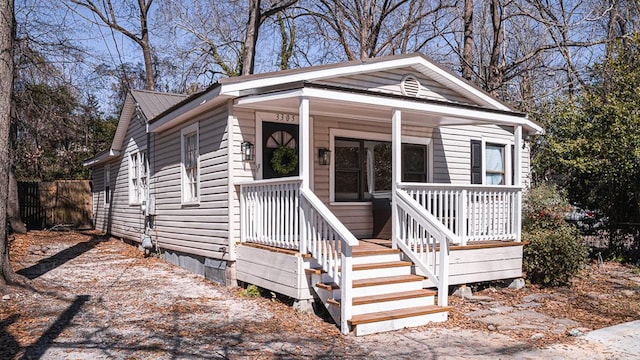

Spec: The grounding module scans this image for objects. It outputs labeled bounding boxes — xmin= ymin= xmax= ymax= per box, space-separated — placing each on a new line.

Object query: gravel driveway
xmin=1 ymin=231 xmax=637 ymax=359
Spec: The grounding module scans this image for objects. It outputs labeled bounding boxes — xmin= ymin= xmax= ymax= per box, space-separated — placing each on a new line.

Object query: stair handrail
xmin=395 ymin=189 xmax=451 ymax=307
xmin=300 ymin=187 xmax=358 ymax=334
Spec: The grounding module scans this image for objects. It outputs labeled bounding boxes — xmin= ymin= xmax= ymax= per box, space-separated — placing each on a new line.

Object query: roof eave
xmin=82 ymin=149 xmax=121 ymax=167
xmin=148 ymin=85 xmax=230 ymax=133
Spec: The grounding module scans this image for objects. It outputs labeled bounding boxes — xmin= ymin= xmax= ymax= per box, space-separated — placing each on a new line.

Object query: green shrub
xmin=522 ymin=183 xmax=589 ymax=287
xmin=243 ymin=284 xmax=261 ymax=297
xmin=523 ymin=226 xmax=589 ymax=287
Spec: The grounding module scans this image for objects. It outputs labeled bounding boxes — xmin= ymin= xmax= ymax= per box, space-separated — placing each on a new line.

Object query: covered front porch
xmin=231 ymin=80 xmax=536 ymax=334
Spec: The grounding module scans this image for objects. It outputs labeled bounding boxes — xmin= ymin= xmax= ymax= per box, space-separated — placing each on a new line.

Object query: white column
xmin=299 ymin=97 xmax=310 ymax=254
xmin=299 ymin=97 xmax=311 ymax=190
xmin=391 ymin=109 xmax=402 ymax=249
xmin=514 ymin=125 xmax=523 ymax=186
xmin=514 ymin=125 xmax=523 ymax=242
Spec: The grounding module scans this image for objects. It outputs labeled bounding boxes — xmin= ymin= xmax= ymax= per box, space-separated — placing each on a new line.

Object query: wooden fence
xmin=18 ymin=180 xmax=92 ymax=230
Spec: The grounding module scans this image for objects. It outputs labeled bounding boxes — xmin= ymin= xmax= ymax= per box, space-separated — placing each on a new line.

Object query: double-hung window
xmin=334 ymin=136 xmax=428 ymax=202
xmin=181 ymin=123 xmax=199 ymax=204
xmin=129 ymin=150 xmax=147 ymax=204
xmin=471 ymin=140 xmax=512 ymax=185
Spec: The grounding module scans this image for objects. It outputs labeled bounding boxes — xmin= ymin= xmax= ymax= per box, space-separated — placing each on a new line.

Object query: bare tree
xmin=461 ymin=0 xmax=474 ymax=80
xmin=302 ymin=0 xmax=456 ymax=61
xmin=65 ymin=0 xmax=156 ymax=90
xmin=242 ymin=0 xmax=298 ymax=75
xmin=1 ymin=0 xmax=19 ymax=290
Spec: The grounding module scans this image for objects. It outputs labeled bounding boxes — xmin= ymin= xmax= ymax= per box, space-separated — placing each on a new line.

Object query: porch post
xmin=299 ymin=97 xmax=310 ymax=254
xmin=514 ymin=125 xmax=523 ymax=242
xmin=391 ymin=109 xmax=402 ymax=249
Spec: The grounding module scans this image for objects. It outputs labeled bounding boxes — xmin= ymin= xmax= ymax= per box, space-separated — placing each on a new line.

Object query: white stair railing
xmin=240 ymin=179 xmax=358 ymax=334
xmin=400 ymin=183 xmax=522 ymax=245
xmin=300 ymin=188 xmax=359 ymax=335
xmin=395 ymin=189 xmax=451 ymax=307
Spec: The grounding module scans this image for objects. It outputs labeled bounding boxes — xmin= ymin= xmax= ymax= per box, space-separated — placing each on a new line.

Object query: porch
xmin=228 ymin=63 xmax=536 ymax=335
xmin=237 ymin=177 xmax=523 ymax=335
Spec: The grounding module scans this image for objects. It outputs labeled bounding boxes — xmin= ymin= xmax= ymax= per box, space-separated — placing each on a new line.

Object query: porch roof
xmin=148 ymin=53 xmax=543 ymax=134
xmin=234 ymin=82 xmax=543 ymax=134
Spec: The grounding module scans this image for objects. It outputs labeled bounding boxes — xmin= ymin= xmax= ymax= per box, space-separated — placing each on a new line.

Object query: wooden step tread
xmin=330 ymin=289 xmax=437 ymax=307
xmin=353 ymin=248 xmax=401 ymax=257
xmin=353 ymin=261 xmax=412 ymax=271
xmin=316 ymin=282 xmax=339 ymax=291
xmin=348 ymin=305 xmax=452 ymax=326
xmin=305 ymin=268 xmax=323 ymax=275
xmin=353 ymin=274 xmax=425 ymax=288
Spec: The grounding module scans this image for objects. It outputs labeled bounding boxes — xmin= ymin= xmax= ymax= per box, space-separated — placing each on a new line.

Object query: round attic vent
xmin=401 ymin=75 xmax=421 ymax=97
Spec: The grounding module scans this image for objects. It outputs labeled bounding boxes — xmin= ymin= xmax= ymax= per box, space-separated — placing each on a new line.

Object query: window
xmin=181 ymin=123 xmax=199 ymax=204
xmin=485 ymin=144 xmax=505 ymax=185
xmin=334 ymin=137 xmax=427 ymax=202
xmin=104 ymin=165 xmax=110 ymax=208
xmin=129 ymin=150 xmax=147 ymax=204
xmin=470 ymin=140 xmax=512 ymax=185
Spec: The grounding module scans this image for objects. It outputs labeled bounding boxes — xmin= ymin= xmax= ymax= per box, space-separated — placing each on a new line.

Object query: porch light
xmin=241 ymin=141 xmax=254 ymax=161
xmin=318 ymin=148 xmax=331 ymax=165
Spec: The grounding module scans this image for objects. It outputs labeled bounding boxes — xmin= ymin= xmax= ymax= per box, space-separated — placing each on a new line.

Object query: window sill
xmin=181 ymin=200 xmax=200 ymax=207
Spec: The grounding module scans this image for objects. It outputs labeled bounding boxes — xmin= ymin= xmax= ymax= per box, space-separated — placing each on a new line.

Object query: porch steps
xmin=309 ymin=240 xmax=450 ymax=336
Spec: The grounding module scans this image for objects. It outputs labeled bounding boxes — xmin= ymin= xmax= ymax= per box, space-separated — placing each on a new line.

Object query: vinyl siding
xmin=314 ymin=66 xmax=473 ymax=104
xmin=151 ymin=106 xmax=231 ymax=260
xmin=92 ymin=116 xmax=148 ymax=241
xmin=92 ymin=165 xmax=105 ymax=231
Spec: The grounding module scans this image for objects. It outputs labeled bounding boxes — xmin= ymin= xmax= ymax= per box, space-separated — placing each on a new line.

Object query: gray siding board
xmin=315 ymin=67 xmax=473 ymax=104
xmin=149 ymin=106 xmax=231 ymax=260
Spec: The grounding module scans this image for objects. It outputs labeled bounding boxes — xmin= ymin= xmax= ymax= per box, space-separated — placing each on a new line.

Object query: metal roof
xmin=130 ymin=90 xmax=188 ymax=120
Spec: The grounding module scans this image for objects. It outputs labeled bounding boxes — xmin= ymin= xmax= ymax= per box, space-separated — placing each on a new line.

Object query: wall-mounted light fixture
xmin=318 ymin=148 xmax=331 ymax=166
xmin=241 ymin=141 xmax=254 ymax=161
xmin=523 ymin=133 xmax=532 ymax=149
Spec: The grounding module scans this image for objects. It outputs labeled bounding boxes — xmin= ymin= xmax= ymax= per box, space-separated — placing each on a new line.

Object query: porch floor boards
xmin=239 ymin=238 xmax=523 ymax=256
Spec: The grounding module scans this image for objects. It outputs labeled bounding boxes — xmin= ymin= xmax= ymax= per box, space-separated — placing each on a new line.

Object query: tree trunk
xmin=1 ymin=0 xmax=16 ymax=289
xmin=487 ymin=0 xmax=504 ymax=96
xmin=461 ymin=0 xmax=474 ymax=81
xmin=8 ymin=170 xmax=25 ymax=234
xmin=242 ymin=0 xmax=261 ymax=75
xmin=138 ymin=0 xmax=155 ymax=90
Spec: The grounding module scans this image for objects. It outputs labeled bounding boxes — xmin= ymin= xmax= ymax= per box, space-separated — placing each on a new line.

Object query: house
xmin=84 ymin=53 xmax=543 ymax=336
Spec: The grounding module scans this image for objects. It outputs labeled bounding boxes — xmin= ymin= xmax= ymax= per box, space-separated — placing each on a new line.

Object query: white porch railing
xmin=239 ymin=178 xmax=359 ymax=334
xmin=395 ymin=189 xmax=450 ymax=306
xmin=240 ymin=177 xmax=302 ymax=249
xmin=400 ymin=183 xmax=522 ymax=245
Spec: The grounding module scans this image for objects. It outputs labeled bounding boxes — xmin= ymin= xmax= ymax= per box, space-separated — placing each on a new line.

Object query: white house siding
xmin=91 ymin=163 xmax=117 ymax=233
xmin=102 ymin=117 xmax=148 ymax=242
xmin=151 ymin=106 xmax=231 ymax=260
xmin=313 ymin=67 xmax=472 ymax=104
xmin=434 ymin=125 xmax=530 ymax=185
xmin=91 ymin=165 xmax=104 ymax=230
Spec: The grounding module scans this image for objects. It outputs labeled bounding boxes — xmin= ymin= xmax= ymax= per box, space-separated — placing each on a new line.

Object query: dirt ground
xmin=1 ymin=230 xmax=640 ymax=359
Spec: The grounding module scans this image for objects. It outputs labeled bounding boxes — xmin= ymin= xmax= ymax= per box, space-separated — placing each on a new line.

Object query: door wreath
xmin=271 ymin=145 xmax=298 ymax=175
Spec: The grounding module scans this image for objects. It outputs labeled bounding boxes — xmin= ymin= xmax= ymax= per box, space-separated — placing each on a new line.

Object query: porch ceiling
xmin=234 ymin=86 xmax=542 ymax=133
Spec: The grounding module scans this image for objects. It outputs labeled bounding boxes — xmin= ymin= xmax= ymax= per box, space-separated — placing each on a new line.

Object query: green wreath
xmin=271 ymin=146 xmax=298 ymax=175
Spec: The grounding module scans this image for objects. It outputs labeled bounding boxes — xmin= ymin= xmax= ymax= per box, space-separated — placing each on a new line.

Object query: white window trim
xmin=128 ymin=148 xmax=147 ymax=205
xmin=104 ymin=165 xmax=110 ymax=208
xmin=329 ymin=128 xmax=433 ymax=204
xmin=480 ymin=137 xmax=513 ymax=186
xmin=181 ymin=122 xmax=200 ymax=205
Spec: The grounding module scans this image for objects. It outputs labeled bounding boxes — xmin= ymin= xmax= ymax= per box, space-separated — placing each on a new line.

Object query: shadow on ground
xmin=17 ymin=234 xmax=108 ymax=280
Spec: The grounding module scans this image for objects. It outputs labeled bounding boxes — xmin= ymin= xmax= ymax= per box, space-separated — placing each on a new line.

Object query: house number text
xmin=275 ymin=113 xmax=297 ymax=123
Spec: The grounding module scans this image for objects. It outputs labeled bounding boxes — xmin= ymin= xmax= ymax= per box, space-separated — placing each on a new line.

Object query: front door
xmin=262 ymin=121 xmax=299 ymax=179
